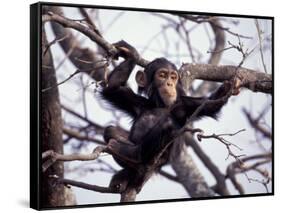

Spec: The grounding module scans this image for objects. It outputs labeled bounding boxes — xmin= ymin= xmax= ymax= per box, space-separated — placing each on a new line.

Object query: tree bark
xmin=41 ymin=27 xmax=65 ymax=207
xmin=170 ymin=138 xmax=215 ymax=197
xmin=180 ymin=63 xmax=272 ymax=94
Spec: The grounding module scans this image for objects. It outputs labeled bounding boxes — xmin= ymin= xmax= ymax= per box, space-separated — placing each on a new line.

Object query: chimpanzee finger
xmin=112 ymin=40 xmax=138 ymax=59
xmin=232 ymin=77 xmax=242 ymax=95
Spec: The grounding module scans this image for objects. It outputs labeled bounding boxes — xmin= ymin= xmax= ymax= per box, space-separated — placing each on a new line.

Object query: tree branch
xmin=159 ymin=169 xmax=180 ymax=183
xmin=255 ymin=19 xmax=268 ymax=73
xmin=186 ymin=134 xmax=229 ymax=195
xmin=43 ymin=12 xmax=117 ymax=57
xmin=63 ymin=127 xmax=106 ymax=145
xmin=243 ymin=108 xmax=272 ymax=139
xmin=207 ymin=17 xmax=226 ymax=65
xmin=61 ymin=104 xmax=104 ymax=134
xmin=226 ymin=153 xmax=272 ymax=194
xmin=78 ymin=8 xmax=103 ymax=37
xmin=45 ymin=6 xmax=107 ymax=81
xmin=180 ymin=63 xmax=272 ymax=94
xmin=42 ymin=146 xmax=107 ymax=172
xmin=43 ymin=11 xmax=149 ymax=67
xmin=197 ymin=129 xmax=246 ymax=163
xmin=44 ymin=9 xmax=271 ymax=95
xmin=175 ymin=15 xmax=252 ymax=39
xmin=50 ymin=175 xmax=119 ymax=193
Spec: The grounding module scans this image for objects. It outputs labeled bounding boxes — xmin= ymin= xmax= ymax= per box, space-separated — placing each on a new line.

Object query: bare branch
xmin=42 ymin=60 xmax=109 ymax=92
xmin=43 ymin=34 xmax=69 ymax=56
xmin=44 ymin=9 xmax=271 ymax=95
xmin=46 ymin=6 xmax=106 ymax=81
xmin=243 ymin=108 xmax=272 ymax=139
xmin=207 ymin=17 xmax=226 ymax=65
xmin=63 ymin=127 xmax=106 ymax=145
xmin=197 ymin=129 xmax=246 ymax=163
xmin=226 ymin=153 xmax=272 ymax=194
xmin=43 ymin=12 xmax=117 ymax=56
xmin=255 ymin=19 xmax=268 ymax=73
xmin=42 ymin=146 xmax=107 ymax=172
xmin=43 ymin=11 xmax=149 ymax=67
xmin=49 ymin=175 xmax=119 ymax=193
xmin=185 ymin=134 xmax=230 ymax=195
xmin=179 ymin=63 xmax=272 ymax=94
xmin=226 ymin=163 xmax=245 ymax=194
xmin=61 ymin=104 xmax=104 ymax=134
xmin=158 ymin=169 xmax=180 ymax=183
xmin=248 ymin=178 xmax=270 ymax=193
xmin=42 ymin=70 xmax=81 ymax=92
xmin=79 ymin=8 xmax=103 ymax=37
xmin=194 ymin=16 xmax=226 ymax=96
xmin=175 ymin=15 xmax=252 ymax=39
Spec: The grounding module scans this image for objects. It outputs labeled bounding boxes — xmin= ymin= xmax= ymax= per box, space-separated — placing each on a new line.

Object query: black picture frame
xmin=30 ymin=1 xmax=274 ymax=210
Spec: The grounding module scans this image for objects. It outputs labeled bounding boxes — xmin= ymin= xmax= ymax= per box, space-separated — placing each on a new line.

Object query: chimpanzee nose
xmin=167 ymin=81 xmax=172 ymax=86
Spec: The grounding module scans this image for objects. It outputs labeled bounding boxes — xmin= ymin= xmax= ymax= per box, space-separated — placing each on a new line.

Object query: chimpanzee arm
xmin=199 ymin=81 xmax=232 ymax=117
xmin=102 ymin=58 xmax=149 ymax=118
xmin=171 ymin=82 xmax=232 ymax=124
xmin=106 ymin=58 xmax=136 ymax=88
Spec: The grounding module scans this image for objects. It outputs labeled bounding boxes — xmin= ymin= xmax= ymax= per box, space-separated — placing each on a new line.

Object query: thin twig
xmin=226 ymin=153 xmax=272 ymax=194
xmin=174 ymin=14 xmax=252 ymax=39
xmin=42 ymin=70 xmax=81 ymax=92
xmin=248 ymin=178 xmax=270 ymax=193
xmin=61 ymin=105 xmax=104 ymax=133
xmin=197 ymin=129 xmax=246 ymax=163
xmin=42 ymin=61 xmax=109 ymax=92
xmin=43 ymin=34 xmax=69 ymax=56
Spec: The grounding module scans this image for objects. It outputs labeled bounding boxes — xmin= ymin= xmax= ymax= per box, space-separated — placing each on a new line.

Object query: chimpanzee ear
xmin=135 ymin=70 xmax=147 ymax=87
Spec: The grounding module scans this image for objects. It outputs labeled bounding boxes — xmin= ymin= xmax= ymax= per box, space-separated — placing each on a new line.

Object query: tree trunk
xmin=41 ymin=27 xmax=65 ymax=207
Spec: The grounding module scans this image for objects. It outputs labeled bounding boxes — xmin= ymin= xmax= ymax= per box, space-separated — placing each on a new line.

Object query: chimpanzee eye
xmin=171 ymin=75 xmax=178 ymax=81
xmin=159 ymin=72 xmax=166 ymax=78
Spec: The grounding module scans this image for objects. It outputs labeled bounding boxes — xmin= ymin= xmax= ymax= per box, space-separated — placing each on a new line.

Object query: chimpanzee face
xmin=154 ymin=67 xmax=179 ymax=107
xmin=135 ymin=58 xmax=180 ymax=106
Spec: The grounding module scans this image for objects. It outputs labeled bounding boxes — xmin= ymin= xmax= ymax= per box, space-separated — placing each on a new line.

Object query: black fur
xmin=102 ymin=56 xmax=230 ymax=165
xmin=100 ymin=41 xmax=231 ymax=189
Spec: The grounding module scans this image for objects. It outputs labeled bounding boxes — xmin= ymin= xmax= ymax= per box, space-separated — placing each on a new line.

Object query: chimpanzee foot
xmin=107 ymin=139 xmax=142 ymax=164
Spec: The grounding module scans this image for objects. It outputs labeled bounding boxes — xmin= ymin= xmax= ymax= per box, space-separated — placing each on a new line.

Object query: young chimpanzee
xmin=101 ymin=41 xmax=238 ymax=191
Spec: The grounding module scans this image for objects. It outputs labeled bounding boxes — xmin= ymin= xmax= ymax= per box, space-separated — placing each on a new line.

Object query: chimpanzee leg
xmin=104 ymin=126 xmax=142 ymax=166
xmin=104 ymin=125 xmax=131 ymax=145
xmin=109 ymin=169 xmax=132 ymax=192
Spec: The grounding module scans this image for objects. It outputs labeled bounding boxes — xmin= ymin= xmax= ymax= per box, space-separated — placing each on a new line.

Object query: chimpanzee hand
xmin=221 ymin=77 xmax=241 ymax=96
xmin=112 ymin=40 xmax=139 ymax=60
xmin=231 ymin=77 xmax=241 ymax=95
